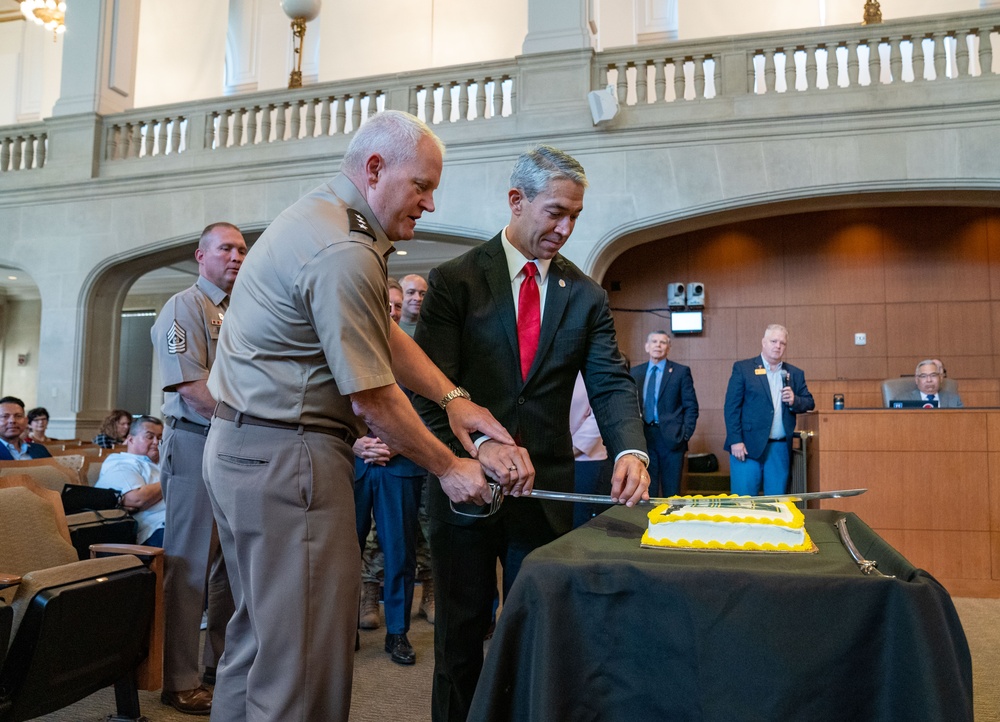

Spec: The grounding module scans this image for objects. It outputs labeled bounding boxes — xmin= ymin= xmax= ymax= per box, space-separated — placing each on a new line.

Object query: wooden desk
xmin=798 ymin=408 xmax=1000 ymax=597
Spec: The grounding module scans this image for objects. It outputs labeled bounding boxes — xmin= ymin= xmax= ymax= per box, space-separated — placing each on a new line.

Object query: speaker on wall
xmin=588 ymin=84 xmax=620 ymax=125
xmin=686 ymin=282 xmax=705 ymax=309
xmin=667 ymin=282 xmax=686 ymax=308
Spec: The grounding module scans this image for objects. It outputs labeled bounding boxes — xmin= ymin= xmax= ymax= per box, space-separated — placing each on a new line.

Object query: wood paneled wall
xmin=606 ymin=206 xmax=1000 ymax=467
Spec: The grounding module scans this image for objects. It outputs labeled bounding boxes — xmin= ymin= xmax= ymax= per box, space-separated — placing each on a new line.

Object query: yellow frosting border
xmin=642 ymin=500 xmax=812 ymax=552
xmin=640 ymin=528 xmax=814 ymax=552
xmin=647 ymin=501 xmax=806 ymax=529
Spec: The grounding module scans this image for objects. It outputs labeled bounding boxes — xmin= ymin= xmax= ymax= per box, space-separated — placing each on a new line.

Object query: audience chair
xmin=0 ymin=484 xmax=163 ymax=721
xmin=0 ymin=458 xmax=79 ymax=492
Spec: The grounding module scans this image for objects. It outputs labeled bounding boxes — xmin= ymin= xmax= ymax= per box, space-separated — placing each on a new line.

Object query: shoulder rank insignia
xmin=348 ymin=209 xmax=376 ymax=241
xmin=166 ymin=321 xmax=187 ymax=354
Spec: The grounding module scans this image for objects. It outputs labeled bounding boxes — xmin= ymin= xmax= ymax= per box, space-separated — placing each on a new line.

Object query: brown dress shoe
xmin=161 ymin=685 xmax=213 ymax=715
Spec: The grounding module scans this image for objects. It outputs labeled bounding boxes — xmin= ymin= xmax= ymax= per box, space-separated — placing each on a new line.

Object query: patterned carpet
xmin=30 ymin=595 xmax=998 ymax=721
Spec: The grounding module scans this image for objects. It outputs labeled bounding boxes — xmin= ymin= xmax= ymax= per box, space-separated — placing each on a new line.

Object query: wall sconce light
xmin=280 ymin=0 xmax=322 ymax=89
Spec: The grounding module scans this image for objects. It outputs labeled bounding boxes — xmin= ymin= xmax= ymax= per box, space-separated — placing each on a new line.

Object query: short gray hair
xmin=647 ymin=330 xmax=671 ymax=343
xmin=915 ymin=359 xmax=941 ymax=375
xmin=764 ymin=324 xmax=788 ymax=338
xmin=129 ymin=415 xmax=162 ymax=437
xmin=509 ymin=145 xmax=588 ymax=201
xmin=341 ymin=110 xmax=444 ymax=177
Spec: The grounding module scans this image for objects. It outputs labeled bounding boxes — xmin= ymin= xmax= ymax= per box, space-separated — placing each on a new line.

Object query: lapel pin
xmin=558 ymin=279 xmax=566 ymax=288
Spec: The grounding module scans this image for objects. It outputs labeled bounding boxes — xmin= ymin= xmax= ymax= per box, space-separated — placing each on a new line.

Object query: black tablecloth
xmin=469 ymin=508 xmax=972 ymax=722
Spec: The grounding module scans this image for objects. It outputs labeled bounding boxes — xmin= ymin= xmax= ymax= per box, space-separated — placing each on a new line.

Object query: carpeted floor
xmin=31 ymin=595 xmax=998 ymax=721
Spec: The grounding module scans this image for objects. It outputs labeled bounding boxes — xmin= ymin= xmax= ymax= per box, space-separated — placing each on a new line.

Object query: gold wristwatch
xmin=438 ymin=386 xmax=471 ymax=410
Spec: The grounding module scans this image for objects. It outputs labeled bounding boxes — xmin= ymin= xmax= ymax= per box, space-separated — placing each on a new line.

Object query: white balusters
xmin=956 ymin=32 xmax=970 ymax=77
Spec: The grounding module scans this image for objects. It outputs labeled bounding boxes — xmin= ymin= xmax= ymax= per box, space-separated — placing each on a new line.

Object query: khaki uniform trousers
xmin=204 ymin=417 xmax=358 ymax=722
xmin=162 ymin=424 xmax=234 ymax=691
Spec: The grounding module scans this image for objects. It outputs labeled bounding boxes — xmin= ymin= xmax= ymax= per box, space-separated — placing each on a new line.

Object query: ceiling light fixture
xmin=20 ymin=0 xmax=66 ymax=40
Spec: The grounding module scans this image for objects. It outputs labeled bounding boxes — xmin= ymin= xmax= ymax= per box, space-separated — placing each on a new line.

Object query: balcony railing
xmin=0 ymin=124 xmax=47 ymax=172
xmin=96 ymin=59 xmax=519 ymax=165
xmin=1 ymin=9 xmax=998 ymax=180
xmin=594 ymin=10 xmax=998 ymax=105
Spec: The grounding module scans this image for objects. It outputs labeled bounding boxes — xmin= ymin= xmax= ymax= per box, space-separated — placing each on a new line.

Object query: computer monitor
xmin=670 ymin=311 xmax=703 ymax=334
xmin=890 ymin=399 xmax=939 ymax=409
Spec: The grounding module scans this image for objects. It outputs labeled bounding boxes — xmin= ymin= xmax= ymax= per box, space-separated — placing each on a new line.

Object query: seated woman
xmin=25 ymin=407 xmax=57 ymax=444
xmin=93 ymin=409 xmax=132 ymax=449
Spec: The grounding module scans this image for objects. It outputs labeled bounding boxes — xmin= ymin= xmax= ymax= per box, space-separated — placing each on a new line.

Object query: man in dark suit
xmin=723 ymin=324 xmax=814 ymax=496
xmin=631 ymin=331 xmax=699 ymax=497
xmin=905 ymin=359 xmax=964 ymax=407
xmin=414 ymin=145 xmax=649 ymax=722
xmin=0 ymin=396 xmax=52 ymax=461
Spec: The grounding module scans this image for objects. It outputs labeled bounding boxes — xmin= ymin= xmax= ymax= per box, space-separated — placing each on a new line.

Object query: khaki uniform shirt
xmin=208 ymin=174 xmax=395 ymax=436
xmin=152 ymin=276 xmax=229 ymax=426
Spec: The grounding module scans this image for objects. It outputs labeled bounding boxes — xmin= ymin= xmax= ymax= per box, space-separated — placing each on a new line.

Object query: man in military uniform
xmin=151 ymin=222 xmax=246 ymax=715
xmin=204 ymin=110 xmax=515 ymax=722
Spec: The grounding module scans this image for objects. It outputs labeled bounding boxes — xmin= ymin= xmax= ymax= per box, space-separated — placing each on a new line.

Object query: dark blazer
xmin=631 ymin=360 xmax=699 ymax=450
xmin=723 ymin=356 xmax=814 ymax=461
xmin=414 ymin=234 xmax=646 ymax=532
xmin=0 ymin=441 xmax=52 ymax=461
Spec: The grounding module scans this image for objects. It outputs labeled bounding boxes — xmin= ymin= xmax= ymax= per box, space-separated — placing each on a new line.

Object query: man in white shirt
xmin=96 ymin=415 xmax=165 ymax=547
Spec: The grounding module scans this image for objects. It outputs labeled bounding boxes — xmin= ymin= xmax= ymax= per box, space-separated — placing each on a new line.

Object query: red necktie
xmin=518 ymin=262 xmax=540 ymax=381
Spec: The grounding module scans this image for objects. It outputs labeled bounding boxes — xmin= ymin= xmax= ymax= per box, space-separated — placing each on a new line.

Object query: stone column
xmin=523 ymin=0 xmax=594 ymax=54
xmin=51 ymin=0 xmax=141 ymax=117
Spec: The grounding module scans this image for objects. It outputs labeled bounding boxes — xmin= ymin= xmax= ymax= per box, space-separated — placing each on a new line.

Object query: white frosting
xmin=642 ymin=499 xmax=810 ymax=551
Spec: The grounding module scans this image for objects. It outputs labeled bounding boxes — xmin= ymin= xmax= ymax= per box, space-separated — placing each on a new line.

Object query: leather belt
xmin=166 ymin=416 xmax=210 ymax=437
xmin=767 ymin=437 xmax=787 ymax=443
xmin=643 ymin=421 xmax=659 ymax=427
xmin=214 ymin=401 xmax=351 ymax=442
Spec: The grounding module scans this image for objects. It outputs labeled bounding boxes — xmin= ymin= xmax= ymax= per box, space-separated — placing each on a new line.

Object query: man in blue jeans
xmin=723 ymin=324 xmax=814 ymax=496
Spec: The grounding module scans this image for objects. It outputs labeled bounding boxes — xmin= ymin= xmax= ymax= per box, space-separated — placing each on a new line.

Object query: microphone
xmin=782 ymin=370 xmax=791 ymax=405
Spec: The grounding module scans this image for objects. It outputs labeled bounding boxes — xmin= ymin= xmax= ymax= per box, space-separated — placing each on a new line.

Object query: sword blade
xmin=524 ymin=487 xmax=867 ymax=508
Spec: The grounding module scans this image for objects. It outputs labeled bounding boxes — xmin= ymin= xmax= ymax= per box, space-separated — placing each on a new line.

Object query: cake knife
xmin=525 ymin=487 xmax=867 ymax=512
xmin=450 ymin=485 xmax=866 ymax=518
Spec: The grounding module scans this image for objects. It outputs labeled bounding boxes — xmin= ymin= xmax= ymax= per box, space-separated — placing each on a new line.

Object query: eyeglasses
xmin=916 ymin=373 xmax=940 ymax=380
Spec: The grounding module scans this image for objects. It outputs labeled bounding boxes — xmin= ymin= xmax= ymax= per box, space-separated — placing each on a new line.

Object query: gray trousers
xmin=162 ymin=424 xmax=234 ymax=692
xmin=204 ymin=418 xmax=359 ymax=722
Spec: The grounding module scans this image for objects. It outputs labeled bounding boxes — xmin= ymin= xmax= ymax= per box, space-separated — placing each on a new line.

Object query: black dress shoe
xmin=384 ymin=633 xmax=416 ymax=665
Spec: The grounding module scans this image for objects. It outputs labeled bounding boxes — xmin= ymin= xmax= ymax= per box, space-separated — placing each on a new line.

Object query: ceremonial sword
xmin=451 ymin=485 xmax=867 ymax=518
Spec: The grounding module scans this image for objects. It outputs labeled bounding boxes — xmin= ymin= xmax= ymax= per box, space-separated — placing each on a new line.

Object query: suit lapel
xmin=480 ymin=236 xmax=520 ymax=366
xmin=526 ymin=256 xmax=571 ymax=384
xmin=754 ymin=357 xmax=771 ymax=396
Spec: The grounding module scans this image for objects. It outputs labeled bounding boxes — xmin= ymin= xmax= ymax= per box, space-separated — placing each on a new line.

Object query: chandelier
xmin=20 ymin=0 xmax=66 ymax=38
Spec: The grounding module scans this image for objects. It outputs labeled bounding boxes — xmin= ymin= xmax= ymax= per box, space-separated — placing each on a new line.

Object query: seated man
xmin=908 ymin=359 xmax=963 ymax=408
xmin=95 ymin=415 xmax=166 ymax=546
xmin=0 ymin=396 xmax=53 ymax=460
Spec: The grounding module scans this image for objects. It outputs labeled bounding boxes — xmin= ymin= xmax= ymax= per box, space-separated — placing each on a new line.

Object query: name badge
xmin=754 ymin=368 xmax=766 ymax=375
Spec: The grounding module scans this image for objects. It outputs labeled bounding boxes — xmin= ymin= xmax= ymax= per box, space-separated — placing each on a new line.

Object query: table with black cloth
xmin=469 ymin=507 xmax=972 ymax=722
